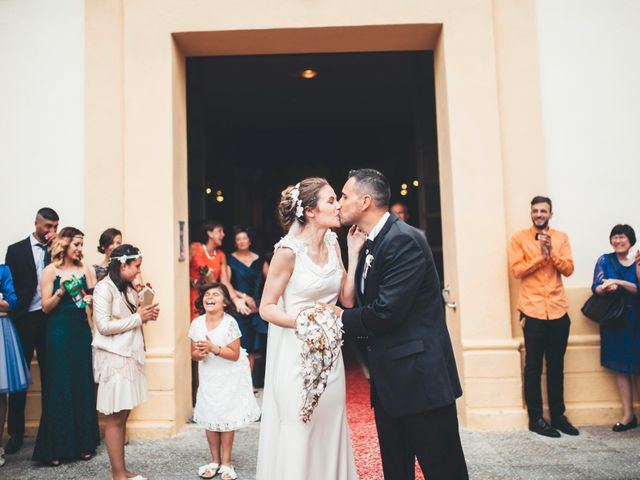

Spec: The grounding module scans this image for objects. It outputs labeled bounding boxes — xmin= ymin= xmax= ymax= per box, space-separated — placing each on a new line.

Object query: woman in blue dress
xmin=228 ymin=227 xmax=269 ymax=379
xmin=33 ymin=227 xmax=100 ymax=465
xmin=0 ymin=264 xmax=32 ymax=467
xmin=591 ymin=224 xmax=640 ymax=432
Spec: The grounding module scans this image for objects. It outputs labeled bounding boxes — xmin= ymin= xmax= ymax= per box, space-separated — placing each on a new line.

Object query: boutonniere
xmin=365 ymin=254 xmax=374 ymax=268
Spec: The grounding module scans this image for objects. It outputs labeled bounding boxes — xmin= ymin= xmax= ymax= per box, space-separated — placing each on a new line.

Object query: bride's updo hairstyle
xmin=278 ymin=177 xmax=329 ymax=231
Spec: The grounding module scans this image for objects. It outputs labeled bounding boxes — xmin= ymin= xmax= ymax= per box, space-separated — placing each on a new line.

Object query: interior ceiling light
xmin=400 ymin=189 xmax=408 ymax=196
xmin=216 ymin=190 xmax=222 ymax=196
xmin=301 ymin=69 xmax=317 ymax=79
xmin=205 ymin=187 xmax=212 ymax=195
xmin=216 ymin=195 xmax=224 ymax=203
xmin=401 ymin=183 xmax=408 ymax=190
xmin=412 ymin=180 xmax=419 ymax=187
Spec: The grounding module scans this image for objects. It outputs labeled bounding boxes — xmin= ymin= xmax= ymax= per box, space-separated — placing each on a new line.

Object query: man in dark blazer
xmin=338 ymin=169 xmax=467 ymax=480
xmin=4 ymin=207 xmax=59 ymax=454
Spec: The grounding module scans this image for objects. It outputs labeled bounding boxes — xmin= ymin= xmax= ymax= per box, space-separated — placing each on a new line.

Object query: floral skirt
xmin=94 ymin=348 xmax=147 ymax=415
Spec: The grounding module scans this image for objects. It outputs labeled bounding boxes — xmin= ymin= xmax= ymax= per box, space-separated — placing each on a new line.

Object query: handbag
xmin=581 ymin=254 xmax=626 ymax=328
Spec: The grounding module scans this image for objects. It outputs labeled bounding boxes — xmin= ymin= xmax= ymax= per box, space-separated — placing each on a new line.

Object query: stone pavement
xmin=2 ymin=423 xmax=640 ymax=479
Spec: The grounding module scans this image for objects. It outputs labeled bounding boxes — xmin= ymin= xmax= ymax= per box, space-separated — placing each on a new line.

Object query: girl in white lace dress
xmin=189 ymin=283 xmax=260 ymax=480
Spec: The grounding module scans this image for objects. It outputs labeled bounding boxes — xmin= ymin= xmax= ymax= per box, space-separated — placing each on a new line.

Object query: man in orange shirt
xmin=509 ymin=196 xmax=579 ymax=438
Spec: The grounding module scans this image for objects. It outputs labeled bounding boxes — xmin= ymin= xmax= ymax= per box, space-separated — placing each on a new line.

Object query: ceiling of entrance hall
xmin=188 ymin=51 xmax=433 ymax=129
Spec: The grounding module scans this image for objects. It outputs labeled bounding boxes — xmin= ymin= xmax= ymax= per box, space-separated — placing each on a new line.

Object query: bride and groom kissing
xmin=256 ymin=169 xmax=468 ymax=480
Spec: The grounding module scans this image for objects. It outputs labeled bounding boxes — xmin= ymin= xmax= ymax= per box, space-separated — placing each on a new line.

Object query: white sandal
xmin=219 ymin=465 xmax=238 ymax=480
xmin=198 ymin=462 xmax=220 ymax=479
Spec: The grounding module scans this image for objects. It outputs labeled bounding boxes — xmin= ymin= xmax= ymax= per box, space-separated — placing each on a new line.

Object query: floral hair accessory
xmin=111 ymin=252 xmax=143 ymax=264
xmin=290 ymin=183 xmax=304 ymax=219
xmin=294 ymin=303 xmax=344 ymax=422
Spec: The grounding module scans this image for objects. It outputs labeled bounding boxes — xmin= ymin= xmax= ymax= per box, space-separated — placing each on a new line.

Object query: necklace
xmin=203 ymin=244 xmax=217 ymax=260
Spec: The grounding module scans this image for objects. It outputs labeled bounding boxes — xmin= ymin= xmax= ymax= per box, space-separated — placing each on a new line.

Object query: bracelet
xmin=213 ymin=346 xmax=221 ymax=356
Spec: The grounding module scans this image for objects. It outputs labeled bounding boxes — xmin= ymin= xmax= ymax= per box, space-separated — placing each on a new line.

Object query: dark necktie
xmin=364 ymin=239 xmax=374 ymax=255
xmin=36 ymin=243 xmax=51 ymax=266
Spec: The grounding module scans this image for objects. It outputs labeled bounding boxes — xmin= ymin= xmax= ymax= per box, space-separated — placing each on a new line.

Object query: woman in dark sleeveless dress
xmin=33 ymin=227 xmax=100 ymax=465
xmin=228 ymin=227 xmax=269 ymax=376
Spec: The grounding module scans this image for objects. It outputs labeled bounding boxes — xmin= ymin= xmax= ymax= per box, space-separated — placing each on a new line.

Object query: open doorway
xmin=186 ymin=50 xmax=442 ymax=279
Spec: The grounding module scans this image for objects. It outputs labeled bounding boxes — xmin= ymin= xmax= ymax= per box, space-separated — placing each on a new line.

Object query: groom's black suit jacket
xmin=5 ymin=237 xmax=39 ymax=319
xmin=342 ymin=214 xmax=462 ymax=417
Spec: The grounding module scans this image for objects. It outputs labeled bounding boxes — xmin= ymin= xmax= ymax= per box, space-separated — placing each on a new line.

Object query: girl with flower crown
xmin=92 ymin=244 xmax=159 ymax=480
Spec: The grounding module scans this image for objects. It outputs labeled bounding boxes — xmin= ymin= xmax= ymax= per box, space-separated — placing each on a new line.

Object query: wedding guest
xmin=189 ymin=283 xmax=260 ymax=480
xmin=32 ymin=227 xmax=100 ymax=466
xmin=0 ymin=265 xmax=32 ymax=467
xmin=390 ymin=202 xmax=409 ymax=222
xmin=509 ymin=196 xmax=578 ymax=438
xmin=228 ymin=226 xmax=269 ymax=375
xmin=4 ymin=207 xmax=58 ymax=454
xmin=93 ymin=244 xmax=159 ymax=480
xmin=189 ymin=222 xmax=250 ymax=321
xmin=591 ymin=224 xmax=640 ymax=432
xmin=94 ymin=228 xmax=123 ymax=281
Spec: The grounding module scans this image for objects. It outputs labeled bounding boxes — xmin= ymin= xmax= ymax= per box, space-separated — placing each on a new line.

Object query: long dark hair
xmin=195 ymin=282 xmax=235 ymax=316
xmin=107 ymin=244 xmax=141 ymax=313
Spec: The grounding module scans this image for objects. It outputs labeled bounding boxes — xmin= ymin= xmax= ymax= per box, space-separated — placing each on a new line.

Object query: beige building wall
xmin=7 ymin=0 xmax=638 ymax=436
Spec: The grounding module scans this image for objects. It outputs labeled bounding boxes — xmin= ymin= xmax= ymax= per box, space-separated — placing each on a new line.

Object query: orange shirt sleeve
xmin=550 ymin=233 xmax=574 ymax=277
xmin=509 ymin=232 xmax=546 ymax=280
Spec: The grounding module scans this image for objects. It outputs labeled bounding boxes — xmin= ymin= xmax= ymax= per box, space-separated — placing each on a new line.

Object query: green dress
xmin=32 ymin=275 xmax=100 ymax=463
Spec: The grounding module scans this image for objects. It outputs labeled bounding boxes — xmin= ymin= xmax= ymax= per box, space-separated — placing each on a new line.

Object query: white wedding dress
xmin=256 ymin=231 xmax=358 ymax=480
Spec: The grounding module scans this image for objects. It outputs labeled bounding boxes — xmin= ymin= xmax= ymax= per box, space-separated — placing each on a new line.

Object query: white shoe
xmin=220 ymin=464 xmax=238 ymax=480
xmin=0 ymin=447 xmax=5 ymax=467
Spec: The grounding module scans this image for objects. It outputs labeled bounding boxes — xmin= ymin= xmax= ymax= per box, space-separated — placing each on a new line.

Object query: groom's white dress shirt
xmin=28 ymin=234 xmax=46 ymax=312
xmin=360 ymin=211 xmax=390 ymax=293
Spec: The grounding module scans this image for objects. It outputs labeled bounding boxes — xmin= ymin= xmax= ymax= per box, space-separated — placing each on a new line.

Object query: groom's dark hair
xmin=348 ymin=168 xmax=390 ymax=208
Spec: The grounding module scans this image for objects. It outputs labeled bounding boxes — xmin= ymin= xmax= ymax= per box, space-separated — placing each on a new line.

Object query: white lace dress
xmin=256 ymin=231 xmax=357 ymax=480
xmin=188 ymin=314 xmax=261 ymax=431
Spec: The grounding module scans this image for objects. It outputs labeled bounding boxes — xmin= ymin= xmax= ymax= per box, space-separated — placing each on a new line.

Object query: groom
xmin=338 ymin=169 xmax=468 ymax=480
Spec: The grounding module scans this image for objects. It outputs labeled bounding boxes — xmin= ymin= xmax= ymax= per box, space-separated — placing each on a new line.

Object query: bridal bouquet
xmin=294 ymin=304 xmax=344 ymax=423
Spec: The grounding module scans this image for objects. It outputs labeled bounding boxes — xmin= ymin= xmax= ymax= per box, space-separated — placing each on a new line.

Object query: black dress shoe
xmin=4 ymin=435 xmax=23 ymax=454
xmin=552 ymin=415 xmax=580 ymax=436
xmin=613 ymin=415 xmax=638 ymax=432
xmin=529 ymin=417 xmax=560 ymax=438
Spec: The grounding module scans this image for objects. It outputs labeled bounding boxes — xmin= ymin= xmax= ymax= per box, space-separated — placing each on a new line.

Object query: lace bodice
xmin=274 ymin=231 xmax=342 ymax=315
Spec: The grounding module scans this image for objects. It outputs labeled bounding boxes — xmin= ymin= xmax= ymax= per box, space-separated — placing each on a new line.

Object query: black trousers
xmin=374 ymin=401 xmax=468 ymax=480
xmin=522 ymin=313 xmax=570 ymax=421
xmin=8 ymin=310 xmax=48 ymax=437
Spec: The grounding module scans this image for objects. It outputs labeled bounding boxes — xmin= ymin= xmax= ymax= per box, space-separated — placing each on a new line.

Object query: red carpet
xmin=345 ymin=346 xmax=424 ymax=479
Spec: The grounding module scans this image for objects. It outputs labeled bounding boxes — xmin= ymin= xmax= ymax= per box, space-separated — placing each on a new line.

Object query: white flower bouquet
xmin=294 ymin=304 xmax=344 ymax=423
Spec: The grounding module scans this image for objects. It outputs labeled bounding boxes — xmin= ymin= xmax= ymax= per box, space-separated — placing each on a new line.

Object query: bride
xmin=256 ymin=177 xmax=363 ymax=479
